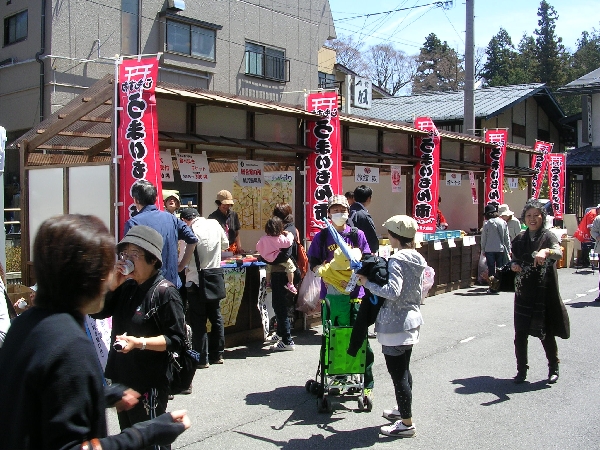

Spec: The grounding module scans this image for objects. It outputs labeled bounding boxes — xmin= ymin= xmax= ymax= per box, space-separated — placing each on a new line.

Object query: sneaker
xmin=486 ymin=288 xmax=499 ymax=295
xmin=380 ymin=420 xmax=416 ymax=438
xmin=168 ymin=394 xmax=175 ymax=400
xmin=285 ymin=282 xmax=298 ymax=295
xmin=264 ymin=334 xmax=280 ymax=344
xmin=513 ymin=371 xmax=527 ymax=384
xmin=179 ymin=386 xmax=193 ymax=395
xmin=548 ymin=365 xmax=559 ymax=384
xmin=209 ymin=357 xmax=224 ymax=365
xmin=197 ymin=363 xmax=209 ymax=369
xmin=270 ymin=340 xmax=295 ymax=351
xmin=383 ymin=406 xmax=402 ymax=421
xmin=368 ymin=330 xmax=377 ymax=339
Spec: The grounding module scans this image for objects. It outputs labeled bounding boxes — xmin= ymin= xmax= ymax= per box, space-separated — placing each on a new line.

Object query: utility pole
xmin=463 ymin=0 xmax=475 ymax=135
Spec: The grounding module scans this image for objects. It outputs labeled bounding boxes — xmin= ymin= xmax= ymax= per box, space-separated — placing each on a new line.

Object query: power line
xmin=335 ymin=1 xmax=452 ymax=22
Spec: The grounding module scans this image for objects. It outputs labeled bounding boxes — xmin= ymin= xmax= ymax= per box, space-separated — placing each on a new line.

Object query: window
xmin=4 ymin=10 xmax=27 ymax=46
xmin=121 ymin=0 xmax=139 ymax=55
xmin=245 ymin=42 xmax=289 ymax=82
xmin=166 ymin=19 xmax=216 ymax=60
xmin=318 ymin=72 xmax=336 ymax=89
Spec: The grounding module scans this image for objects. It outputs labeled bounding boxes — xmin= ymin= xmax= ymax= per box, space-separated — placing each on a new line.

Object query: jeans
xmin=271 ymin=271 xmax=299 ymax=344
xmin=485 ymin=251 xmax=508 ymax=291
xmin=186 ymin=283 xmax=224 ymax=364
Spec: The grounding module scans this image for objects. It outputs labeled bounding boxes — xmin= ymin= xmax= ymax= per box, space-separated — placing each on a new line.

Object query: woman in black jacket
xmin=0 ymin=215 xmax=189 ymax=450
xmin=93 ymin=225 xmax=187 ymax=444
xmin=510 ymin=200 xmax=570 ymax=384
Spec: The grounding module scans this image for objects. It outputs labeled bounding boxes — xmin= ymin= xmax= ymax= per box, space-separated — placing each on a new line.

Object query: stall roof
xmin=10 ymin=75 xmax=538 ymax=167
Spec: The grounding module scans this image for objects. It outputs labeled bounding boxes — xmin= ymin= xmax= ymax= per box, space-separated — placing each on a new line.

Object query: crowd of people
xmin=0 ymin=180 xmax=578 ymax=442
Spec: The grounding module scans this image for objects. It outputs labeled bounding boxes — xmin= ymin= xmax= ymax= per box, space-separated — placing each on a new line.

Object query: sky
xmin=328 ymin=0 xmax=600 ymax=56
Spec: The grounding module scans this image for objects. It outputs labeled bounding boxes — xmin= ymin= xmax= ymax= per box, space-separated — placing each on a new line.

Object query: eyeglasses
xmin=119 ymin=251 xmax=142 ymax=260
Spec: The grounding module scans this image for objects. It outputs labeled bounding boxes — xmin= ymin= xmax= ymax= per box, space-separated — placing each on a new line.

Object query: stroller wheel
xmin=364 ymin=395 xmax=373 ymax=412
xmin=310 ymin=381 xmax=320 ymax=395
xmin=305 ymin=379 xmax=315 ymax=393
xmin=357 ymin=396 xmax=365 ymax=411
xmin=318 ymin=395 xmax=332 ymax=413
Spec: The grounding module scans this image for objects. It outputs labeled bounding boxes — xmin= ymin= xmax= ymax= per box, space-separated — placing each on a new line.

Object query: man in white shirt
xmin=180 ymin=208 xmax=229 ymax=369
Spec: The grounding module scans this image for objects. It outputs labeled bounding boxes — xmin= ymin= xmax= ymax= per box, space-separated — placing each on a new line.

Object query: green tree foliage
xmin=412 ymin=33 xmax=464 ymax=93
xmin=482 ymin=29 xmax=518 ymax=86
xmin=533 ymin=0 xmax=568 ymax=88
xmin=571 ymin=29 xmax=600 ymax=80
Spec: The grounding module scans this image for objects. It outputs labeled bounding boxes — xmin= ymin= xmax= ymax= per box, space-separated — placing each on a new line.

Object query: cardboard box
xmin=7 ymin=284 xmax=34 ymax=306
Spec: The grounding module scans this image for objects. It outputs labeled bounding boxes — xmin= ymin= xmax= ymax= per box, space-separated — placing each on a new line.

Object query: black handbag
xmin=194 ymin=249 xmax=226 ymax=301
xmin=495 ymin=263 xmax=516 ymax=292
xmin=150 ymin=280 xmax=200 ymax=394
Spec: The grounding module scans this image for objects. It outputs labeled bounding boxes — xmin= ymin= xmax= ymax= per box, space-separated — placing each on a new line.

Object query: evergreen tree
xmin=412 ymin=33 xmax=464 ymax=93
xmin=534 ymin=0 xmax=568 ymax=88
xmin=511 ymin=34 xmax=541 ymax=85
xmin=482 ymin=29 xmax=518 ymax=86
xmin=571 ymin=29 xmax=600 ymax=80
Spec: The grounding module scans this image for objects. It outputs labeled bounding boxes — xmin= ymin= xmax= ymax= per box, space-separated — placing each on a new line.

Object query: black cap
xmin=180 ymin=208 xmax=200 ymax=221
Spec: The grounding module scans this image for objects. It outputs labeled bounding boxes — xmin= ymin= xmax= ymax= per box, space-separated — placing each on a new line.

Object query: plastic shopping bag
xmin=422 ymin=266 xmax=435 ymax=300
xmin=478 ymin=252 xmax=489 ymax=285
xmin=296 ymin=269 xmax=322 ymax=315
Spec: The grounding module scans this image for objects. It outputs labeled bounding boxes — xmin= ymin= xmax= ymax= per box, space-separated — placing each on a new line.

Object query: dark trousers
xmin=514 ymin=330 xmax=559 ymax=372
xmin=187 ymin=283 xmax=224 ymax=364
xmin=485 ymin=251 xmax=507 ymax=291
xmin=384 ymin=348 xmax=413 ymax=419
xmin=271 ymin=271 xmax=298 ymax=344
xmin=117 ymin=387 xmax=169 ymax=450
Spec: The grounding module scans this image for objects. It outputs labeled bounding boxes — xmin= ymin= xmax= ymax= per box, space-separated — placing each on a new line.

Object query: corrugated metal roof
xmin=558 ymin=67 xmax=600 ymax=94
xmin=359 ymin=84 xmax=547 ymax=122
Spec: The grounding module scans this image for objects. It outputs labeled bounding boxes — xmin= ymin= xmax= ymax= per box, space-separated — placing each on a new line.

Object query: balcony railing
xmin=245 ymin=50 xmax=290 ymax=82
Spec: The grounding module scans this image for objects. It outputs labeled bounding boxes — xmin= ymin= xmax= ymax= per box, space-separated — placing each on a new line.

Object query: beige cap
xmin=498 ymin=204 xmax=514 ymax=216
xmin=216 ymin=189 xmax=234 ymax=205
xmin=162 ymin=189 xmax=180 ymax=204
xmin=383 ymin=215 xmax=418 ymax=239
xmin=327 ymin=194 xmax=350 ymax=211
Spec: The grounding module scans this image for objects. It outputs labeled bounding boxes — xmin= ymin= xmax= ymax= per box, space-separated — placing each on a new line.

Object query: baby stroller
xmin=305 ymin=296 xmax=370 ymax=413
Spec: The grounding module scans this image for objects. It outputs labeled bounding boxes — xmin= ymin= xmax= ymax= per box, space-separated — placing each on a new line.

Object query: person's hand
xmin=533 ymin=249 xmax=550 ymax=267
xmin=114 ymin=334 xmax=139 ymax=353
xmin=511 ymin=262 xmax=522 ymax=273
xmin=340 ymin=280 xmax=348 ymax=288
xmin=115 ymin=388 xmax=141 ymax=412
xmin=170 ymin=410 xmax=191 ymax=430
xmin=357 ymin=274 xmax=368 ymax=285
xmin=110 ymin=262 xmax=131 ymax=290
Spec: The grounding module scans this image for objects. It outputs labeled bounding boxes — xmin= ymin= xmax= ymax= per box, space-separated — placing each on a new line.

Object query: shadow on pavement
xmin=451 ymin=375 xmax=551 ymax=406
xmin=568 ymin=300 xmax=600 ymax=308
xmin=235 ymin=425 xmax=380 ymax=450
xmin=223 ymin=329 xmax=322 ymax=360
xmin=453 ymin=287 xmax=494 ymax=296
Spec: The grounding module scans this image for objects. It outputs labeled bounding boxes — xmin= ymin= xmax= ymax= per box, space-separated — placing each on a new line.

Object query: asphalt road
xmin=107 ymin=266 xmax=600 ymax=449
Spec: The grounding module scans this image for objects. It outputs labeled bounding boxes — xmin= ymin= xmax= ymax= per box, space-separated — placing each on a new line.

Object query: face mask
xmin=331 ymin=212 xmax=348 ymax=226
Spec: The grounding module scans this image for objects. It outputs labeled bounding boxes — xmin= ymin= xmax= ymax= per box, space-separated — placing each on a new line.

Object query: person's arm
xmin=503 ymin=223 xmax=511 ymax=253
xmin=307 ymin=230 xmax=325 ymax=271
xmin=233 ymin=212 xmax=242 ymax=251
xmin=591 ymin=216 xmax=600 ymax=241
xmin=0 ymin=290 xmax=10 ymax=348
xmin=220 ymin=226 xmax=229 ymax=251
xmin=362 ymin=259 xmax=404 ymax=300
xmin=481 ymin=223 xmax=488 ymax=252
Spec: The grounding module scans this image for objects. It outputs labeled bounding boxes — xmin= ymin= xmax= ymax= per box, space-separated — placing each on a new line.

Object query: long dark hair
xmin=34 ymin=215 xmax=115 ymax=311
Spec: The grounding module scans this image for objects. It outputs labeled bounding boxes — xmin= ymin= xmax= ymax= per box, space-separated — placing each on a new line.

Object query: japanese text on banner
xmin=484 ymin=129 xmax=508 ymax=210
xmin=159 ymin=150 xmax=174 ymax=182
xmin=305 ymin=92 xmax=342 ymax=240
xmin=117 ymin=58 xmax=162 ymax=238
xmin=530 ymin=140 xmax=553 ymax=199
xmin=548 ymin=153 xmax=566 ymax=220
xmin=412 ymin=117 xmax=440 ymax=233
xmin=177 ymin=152 xmax=211 ymax=182
xmin=238 ymin=160 xmax=264 ymax=187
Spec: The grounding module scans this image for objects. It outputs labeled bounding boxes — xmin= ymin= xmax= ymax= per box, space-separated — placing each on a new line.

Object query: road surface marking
xmin=576 ymin=293 xmax=587 ymax=298
xmin=588 ymin=288 xmax=598 ymax=293
xmin=497 ymin=324 xmax=506 ymax=327
xmin=460 ymin=336 xmax=475 ymax=343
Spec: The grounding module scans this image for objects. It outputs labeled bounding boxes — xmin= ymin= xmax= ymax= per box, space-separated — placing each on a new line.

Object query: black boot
xmin=548 ymin=364 xmax=559 ymax=384
xmin=514 ymin=366 xmax=528 ymax=384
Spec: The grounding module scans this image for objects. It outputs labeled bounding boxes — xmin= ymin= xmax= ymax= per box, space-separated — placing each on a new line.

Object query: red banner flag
xmin=484 ymin=129 xmax=508 ymax=210
xmin=530 ymin=140 xmax=553 ymax=199
xmin=117 ymin=58 xmax=163 ymax=238
xmin=413 ymin=117 xmax=441 ymax=233
xmin=305 ymin=92 xmax=342 ymax=239
xmin=548 ymin=153 xmax=566 ymax=220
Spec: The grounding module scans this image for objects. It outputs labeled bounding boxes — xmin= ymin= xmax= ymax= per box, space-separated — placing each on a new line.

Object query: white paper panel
xmin=29 ymin=168 xmax=64 ymax=250
xmin=68 ymin=165 xmax=111 ymax=230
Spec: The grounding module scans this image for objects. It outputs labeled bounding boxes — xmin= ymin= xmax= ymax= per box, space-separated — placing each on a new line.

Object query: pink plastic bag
xmin=296 ymin=269 xmax=322 ymax=315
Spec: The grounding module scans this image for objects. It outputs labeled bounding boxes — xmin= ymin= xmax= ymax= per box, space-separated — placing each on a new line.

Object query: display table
xmin=219 ymin=262 xmax=270 ymax=345
xmin=417 ymin=236 xmax=481 ymax=296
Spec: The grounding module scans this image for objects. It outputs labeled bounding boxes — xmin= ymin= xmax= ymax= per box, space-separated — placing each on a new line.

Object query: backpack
xmin=151 ymin=280 xmax=199 ymax=394
xmin=294 ymin=229 xmax=309 ymax=278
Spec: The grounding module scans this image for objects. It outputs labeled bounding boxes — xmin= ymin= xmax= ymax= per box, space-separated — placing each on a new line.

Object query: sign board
xmin=352 ymin=77 xmax=372 ymax=109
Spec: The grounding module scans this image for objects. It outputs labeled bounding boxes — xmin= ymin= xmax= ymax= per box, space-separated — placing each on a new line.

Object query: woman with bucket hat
xmin=481 ymin=204 xmax=511 ymax=294
xmin=357 ymin=215 xmax=427 ymax=438
xmin=498 ymin=204 xmax=522 ymax=242
xmin=92 ymin=225 xmax=187 ymax=443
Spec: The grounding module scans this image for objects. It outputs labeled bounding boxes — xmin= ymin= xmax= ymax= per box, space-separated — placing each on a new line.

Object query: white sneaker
xmin=380 ymin=420 xmax=416 ymax=437
xmin=270 ymin=340 xmax=295 ymax=351
xmin=264 ymin=334 xmax=280 ymax=344
xmin=382 ymin=406 xmax=402 ymax=421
